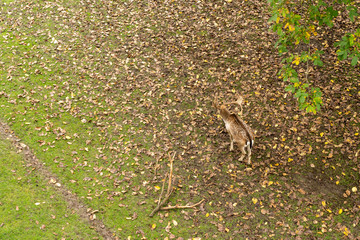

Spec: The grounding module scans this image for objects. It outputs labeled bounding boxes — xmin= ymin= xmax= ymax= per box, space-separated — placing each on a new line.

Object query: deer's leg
xmin=246 ymin=144 xmax=252 ymax=164
xmin=238 ymin=144 xmax=246 ymax=162
xmin=229 ymin=134 xmax=234 ymax=151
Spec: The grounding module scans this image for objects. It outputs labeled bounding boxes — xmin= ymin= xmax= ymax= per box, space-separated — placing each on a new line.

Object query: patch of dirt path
xmin=0 ymin=120 xmax=116 ymax=240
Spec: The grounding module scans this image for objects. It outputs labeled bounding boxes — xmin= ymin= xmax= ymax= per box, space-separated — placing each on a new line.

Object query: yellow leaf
xmin=338 ymin=209 xmax=343 ymax=214
xmin=205 ymin=213 xmax=209 ymax=217
xmin=252 ymin=198 xmax=258 ymax=204
xmin=322 ymin=201 xmax=326 ymax=207
xmin=343 ymin=227 xmax=349 ymax=236
xmin=288 ymin=158 xmax=293 ymax=162
xmin=151 ymin=223 xmax=156 ymax=229
xmin=154 ymin=186 xmax=161 ymax=190
xmin=320 ymin=132 xmax=324 ymax=137
xmin=292 ymin=56 xmax=300 ymax=65
xmin=288 ymin=24 xmax=295 ymax=32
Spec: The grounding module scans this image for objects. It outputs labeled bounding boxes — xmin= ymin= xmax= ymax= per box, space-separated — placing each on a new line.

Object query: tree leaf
xmin=351 ymin=56 xmax=358 ymax=66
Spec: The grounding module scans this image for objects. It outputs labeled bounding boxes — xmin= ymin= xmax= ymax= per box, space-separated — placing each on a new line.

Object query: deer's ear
xmin=236 ymin=96 xmax=243 ymax=106
xmin=213 ymin=95 xmax=220 ymax=109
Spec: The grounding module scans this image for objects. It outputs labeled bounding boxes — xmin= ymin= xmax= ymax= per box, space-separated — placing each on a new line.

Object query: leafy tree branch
xmin=268 ymin=0 xmax=359 ymax=113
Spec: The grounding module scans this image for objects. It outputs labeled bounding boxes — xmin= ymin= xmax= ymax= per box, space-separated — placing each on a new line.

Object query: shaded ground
xmin=0 ymin=0 xmax=359 ymax=239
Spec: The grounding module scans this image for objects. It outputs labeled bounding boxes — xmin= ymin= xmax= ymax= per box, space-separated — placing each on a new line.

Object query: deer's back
xmin=224 ymin=115 xmax=249 ymax=141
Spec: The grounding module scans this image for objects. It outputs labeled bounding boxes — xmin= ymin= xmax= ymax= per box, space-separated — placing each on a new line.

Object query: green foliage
xmin=268 ymin=0 xmax=359 ymax=114
xmin=336 ymin=28 xmax=360 ymax=66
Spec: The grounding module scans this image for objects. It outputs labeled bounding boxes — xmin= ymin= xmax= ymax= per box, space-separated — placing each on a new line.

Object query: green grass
xmin=0 ymin=136 xmax=101 ymax=239
xmin=0 ymin=0 xmax=359 ymax=239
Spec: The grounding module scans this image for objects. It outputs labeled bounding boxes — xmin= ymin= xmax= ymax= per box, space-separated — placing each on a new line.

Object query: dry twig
xmin=149 ymin=152 xmax=204 ymax=217
xmin=161 ymin=199 xmax=205 ymax=210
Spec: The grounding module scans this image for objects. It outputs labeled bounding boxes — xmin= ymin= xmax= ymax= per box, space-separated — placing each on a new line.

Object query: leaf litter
xmin=0 ymin=0 xmax=359 ymax=239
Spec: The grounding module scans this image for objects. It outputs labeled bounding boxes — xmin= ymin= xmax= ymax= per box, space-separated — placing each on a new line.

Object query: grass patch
xmin=1 ymin=0 xmax=359 ymax=239
xmin=0 ymin=135 xmax=100 ymax=239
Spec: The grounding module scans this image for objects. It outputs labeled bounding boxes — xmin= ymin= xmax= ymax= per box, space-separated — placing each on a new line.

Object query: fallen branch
xmin=166 ymin=152 xmax=174 ymax=196
xmin=157 ymin=172 xmax=168 ymax=206
xmin=149 ymin=152 xmax=204 ymax=217
xmin=149 ymin=188 xmax=174 ymax=217
xmin=161 ymin=199 xmax=205 ymax=210
xmin=149 ymin=153 xmax=175 ymax=217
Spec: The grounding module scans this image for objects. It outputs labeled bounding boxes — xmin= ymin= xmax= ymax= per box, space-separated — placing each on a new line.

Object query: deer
xmin=214 ymin=93 xmax=255 ymax=164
